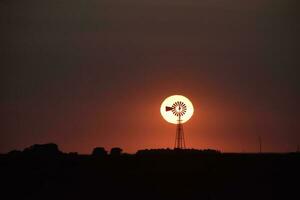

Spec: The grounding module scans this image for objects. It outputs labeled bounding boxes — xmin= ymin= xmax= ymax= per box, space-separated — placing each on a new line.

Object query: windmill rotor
xmin=170 ymin=101 xmax=187 ymax=117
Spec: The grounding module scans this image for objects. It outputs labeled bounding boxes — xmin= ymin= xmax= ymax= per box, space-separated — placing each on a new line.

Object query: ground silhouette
xmin=0 ymin=143 xmax=299 ymax=200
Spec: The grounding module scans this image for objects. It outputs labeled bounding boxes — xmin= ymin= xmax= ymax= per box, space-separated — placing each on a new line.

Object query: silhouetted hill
xmin=0 ymin=144 xmax=299 ymax=200
xmin=136 ymin=148 xmax=221 ymax=156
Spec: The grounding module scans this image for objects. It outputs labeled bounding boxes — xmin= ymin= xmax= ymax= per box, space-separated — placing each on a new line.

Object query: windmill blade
xmin=166 ymin=106 xmax=173 ymax=111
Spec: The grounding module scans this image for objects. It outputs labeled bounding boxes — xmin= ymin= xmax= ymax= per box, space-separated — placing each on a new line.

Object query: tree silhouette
xmin=23 ymin=143 xmax=62 ymax=156
xmin=92 ymin=147 xmax=107 ymax=157
xmin=110 ymin=147 xmax=122 ymax=156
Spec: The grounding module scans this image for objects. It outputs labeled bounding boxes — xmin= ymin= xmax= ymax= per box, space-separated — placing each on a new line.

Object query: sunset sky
xmin=1 ymin=0 xmax=299 ymax=153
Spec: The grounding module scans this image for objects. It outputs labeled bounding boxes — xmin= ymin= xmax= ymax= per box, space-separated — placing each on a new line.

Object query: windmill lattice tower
xmin=166 ymin=101 xmax=187 ymax=149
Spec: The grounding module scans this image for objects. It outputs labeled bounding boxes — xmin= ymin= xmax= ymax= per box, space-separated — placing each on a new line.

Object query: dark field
xmin=1 ymin=144 xmax=299 ymax=200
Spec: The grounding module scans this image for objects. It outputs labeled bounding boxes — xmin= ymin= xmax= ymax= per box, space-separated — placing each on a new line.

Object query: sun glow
xmin=160 ymin=95 xmax=194 ymax=124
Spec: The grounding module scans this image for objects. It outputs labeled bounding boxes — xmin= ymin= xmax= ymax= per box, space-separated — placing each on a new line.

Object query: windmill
xmin=160 ymin=95 xmax=194 ymax=149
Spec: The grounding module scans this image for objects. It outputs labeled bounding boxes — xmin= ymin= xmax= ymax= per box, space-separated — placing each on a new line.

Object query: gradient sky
xmin=1 ymin=0 xmax=299 ymax=153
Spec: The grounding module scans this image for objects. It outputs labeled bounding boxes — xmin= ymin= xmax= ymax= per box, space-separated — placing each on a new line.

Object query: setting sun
xmin=160 ymin=95 xmax=194 ymax=124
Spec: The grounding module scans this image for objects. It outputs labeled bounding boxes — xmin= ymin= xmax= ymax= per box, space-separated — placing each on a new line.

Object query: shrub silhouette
xmin=92 ymin=147 xmax=107 ymax=157
xmin=23 ymin=143 xmax=62 ymax=156
xmin=110 ymin=147 xmax=122 ymax=156
xmin=7 ymin=150 xmax=22 ymax=156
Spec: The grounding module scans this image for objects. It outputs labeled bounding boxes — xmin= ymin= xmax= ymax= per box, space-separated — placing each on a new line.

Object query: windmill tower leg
xmin=175 ymin=117 xmax=186 ymax=149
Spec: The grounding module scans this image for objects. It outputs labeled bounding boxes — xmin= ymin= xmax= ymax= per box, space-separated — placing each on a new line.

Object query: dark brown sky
xmin=1 ymin=0 xmax=299 ymax=153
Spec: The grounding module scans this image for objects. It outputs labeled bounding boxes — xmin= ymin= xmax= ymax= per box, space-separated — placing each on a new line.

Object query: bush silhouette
xmin=7 ymin=150 xmax=22 ymax=156
xmin=110 ymin=147 xmax=122 ymax=156
xmin=23 ymin=143 xmax=62 ymax=156
xmin=92 ymin=147 xmax=107 ymax=157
